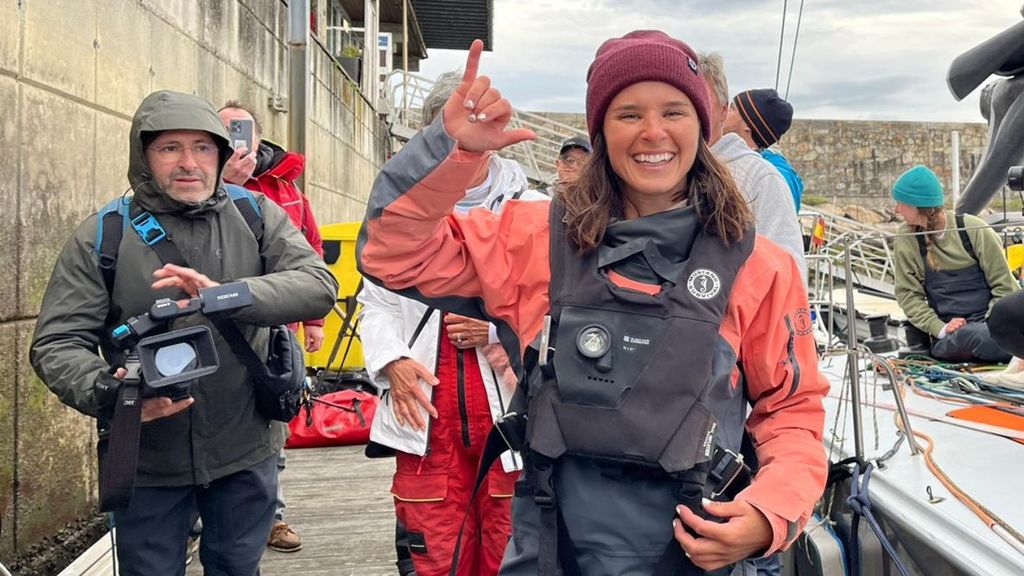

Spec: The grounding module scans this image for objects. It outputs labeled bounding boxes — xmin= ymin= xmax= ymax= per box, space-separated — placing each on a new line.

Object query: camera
xmin=1008 ymin=165 xmax=1024 ymax=191
xmin=110 ymin=282 xmax=254 ymax=399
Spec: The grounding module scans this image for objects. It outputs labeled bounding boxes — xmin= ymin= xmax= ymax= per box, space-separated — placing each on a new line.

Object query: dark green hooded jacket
xmin=30 ymin=91 xmax=338 ymax=486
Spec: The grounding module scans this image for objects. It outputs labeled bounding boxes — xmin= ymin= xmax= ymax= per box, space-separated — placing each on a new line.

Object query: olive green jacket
xmin=894 ymin=211 xmax=1018 ymax=336
xmin=30 ymin=91 xmax=338 ymax=486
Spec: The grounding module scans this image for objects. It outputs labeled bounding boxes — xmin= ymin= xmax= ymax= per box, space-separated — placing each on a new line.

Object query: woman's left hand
xmin=442 ymin=39 xmax=536 ymax=154
xmin=673 ymin=498 xmax=774 ymax=571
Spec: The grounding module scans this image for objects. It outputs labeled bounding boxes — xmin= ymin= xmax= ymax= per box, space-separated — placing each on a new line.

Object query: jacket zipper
xmin=457 ymin=348 xmax=471 ymax=447
xmin=422 ymin=320 xmax=442 ymax=456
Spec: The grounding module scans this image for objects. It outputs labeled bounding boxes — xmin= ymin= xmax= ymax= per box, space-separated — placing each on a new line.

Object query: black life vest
xmin=528 ymin=201 xmax=754 ymax=474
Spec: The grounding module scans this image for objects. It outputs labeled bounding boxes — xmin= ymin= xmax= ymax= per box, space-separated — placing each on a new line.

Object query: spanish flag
xmin=811 ymin=216 xmax=827 ymax=248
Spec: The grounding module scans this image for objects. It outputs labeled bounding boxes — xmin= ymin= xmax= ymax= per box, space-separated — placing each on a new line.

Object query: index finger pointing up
xmin=462 ymin=39 xmax=484 ymax=86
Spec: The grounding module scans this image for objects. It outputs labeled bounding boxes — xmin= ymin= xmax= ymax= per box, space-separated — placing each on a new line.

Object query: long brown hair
xmin=912 ymin=207 xmax=946 ymax=270
xmin=560 ymin=133 xmax=754 ymax=253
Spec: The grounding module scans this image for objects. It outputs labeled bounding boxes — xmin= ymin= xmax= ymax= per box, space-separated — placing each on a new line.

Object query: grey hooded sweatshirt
xmin=30 ymin=91 xmax=338 ymax=486
xmin=712 ymin=132 xmax=807 ymax=279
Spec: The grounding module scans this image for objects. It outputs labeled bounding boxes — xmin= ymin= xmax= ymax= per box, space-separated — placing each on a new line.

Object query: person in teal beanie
xmin=892 ymin=165 xmax=1017 ymax=362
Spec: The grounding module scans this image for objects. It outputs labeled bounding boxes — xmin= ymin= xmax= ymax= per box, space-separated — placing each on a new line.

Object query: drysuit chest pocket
xmin=552 ymin=306 xmax=669 ymax=407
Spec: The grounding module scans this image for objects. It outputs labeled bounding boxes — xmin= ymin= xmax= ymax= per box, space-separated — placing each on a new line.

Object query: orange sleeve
xmin=359 ymin=124 xmax=552 ymax=347
xmin=731 ymin=236 xmax=828 ymax=554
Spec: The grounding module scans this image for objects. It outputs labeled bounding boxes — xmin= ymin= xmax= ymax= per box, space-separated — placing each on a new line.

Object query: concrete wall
xmin=0 ymin=0 xmax=387 ymax=562
xmin=534 ymin=112 xmax=990 ymax=209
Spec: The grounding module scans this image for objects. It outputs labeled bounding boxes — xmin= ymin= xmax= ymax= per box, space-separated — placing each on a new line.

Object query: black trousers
xmin=989 ymin=290 xmax=1024 ymax=358
xmin=113 ymin=454 xmax=278 ymax=576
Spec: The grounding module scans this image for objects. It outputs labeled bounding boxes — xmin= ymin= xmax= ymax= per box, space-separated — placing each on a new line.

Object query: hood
xmin=127 ymin=90 xmax=233 ymax=215
xmin=710 ymin=132 xmax=758 ymax=165
xmin=473 ymin=156 xmax=531 ymax=212
xmin=254 ymin=140 xmax=305 ymax=182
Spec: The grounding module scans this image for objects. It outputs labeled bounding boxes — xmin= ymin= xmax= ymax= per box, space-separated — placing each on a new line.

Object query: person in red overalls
xmin=218 ymin=101 xmax=327 ymax=553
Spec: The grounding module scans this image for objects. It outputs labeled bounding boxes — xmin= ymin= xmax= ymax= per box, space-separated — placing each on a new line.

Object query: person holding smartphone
xmin=217 ymin=101 xmax=327 ymax=554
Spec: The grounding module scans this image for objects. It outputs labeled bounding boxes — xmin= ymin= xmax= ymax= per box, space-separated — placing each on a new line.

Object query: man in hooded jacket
xmin=29 ymin=90 xmax=337 ymax=576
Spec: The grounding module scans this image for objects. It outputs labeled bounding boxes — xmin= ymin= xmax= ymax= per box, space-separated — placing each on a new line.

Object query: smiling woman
xmin=358 ymin=31 xmax=828 ymax=576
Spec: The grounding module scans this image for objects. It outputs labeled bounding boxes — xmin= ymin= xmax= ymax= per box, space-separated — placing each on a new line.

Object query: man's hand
xmin=382 ymin=357 xmax=439 ymax=431
xmin=444 ymin=314 xmax=490 ymax=349
xmin=113 ymin=367 xmax=194 ymax=422
xmin=222 ymin=146 xmax=257 ymax=185
xmin=442 ymin=39 xmax=536 ymax=153
xmin=304 ymin=325 xmax=324 ymax=353
xmin=673 ymin=499 xmax=774 ymax=571
xmin=152 ymin=264 xmax=220 ymax=299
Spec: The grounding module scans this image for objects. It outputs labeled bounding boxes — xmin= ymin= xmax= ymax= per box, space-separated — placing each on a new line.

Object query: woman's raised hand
xmin=442 ymin=39 xmax=536 ymax=153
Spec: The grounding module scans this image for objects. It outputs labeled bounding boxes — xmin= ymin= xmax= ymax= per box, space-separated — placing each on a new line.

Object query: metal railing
xmin=382 ymin=70 xmax=588 ymax=185
xmin=802 ymin=208 xmax=898 ymax=297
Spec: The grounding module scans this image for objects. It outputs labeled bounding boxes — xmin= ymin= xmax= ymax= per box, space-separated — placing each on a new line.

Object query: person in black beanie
xmin=725 ymin=88 xmax=805 ymax=211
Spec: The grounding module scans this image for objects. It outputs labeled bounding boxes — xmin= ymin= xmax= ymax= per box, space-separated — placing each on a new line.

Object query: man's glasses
xmin=148 ymin=143 xmax=219 ymax=160
xmin=559 ymin=156 xmax=585 ymax=167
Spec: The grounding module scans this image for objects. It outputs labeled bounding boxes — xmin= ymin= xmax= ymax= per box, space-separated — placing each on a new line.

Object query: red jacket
xmin=244 ymin=145 xmax=326 ymax=328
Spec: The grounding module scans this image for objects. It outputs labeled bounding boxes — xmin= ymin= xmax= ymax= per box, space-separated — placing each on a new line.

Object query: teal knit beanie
xmin=892 ymin=165 xmax=944 ymax=208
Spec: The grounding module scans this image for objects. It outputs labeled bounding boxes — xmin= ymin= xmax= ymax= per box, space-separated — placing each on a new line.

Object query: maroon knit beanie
xmin=585 ymin=30 xmax=711 ymax=143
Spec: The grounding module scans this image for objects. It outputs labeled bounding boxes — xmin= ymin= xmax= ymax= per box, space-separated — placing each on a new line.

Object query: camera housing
xmin=1008 ymin=165 xmax=1024 ymax=191
xmin=110 ymin=282 xmax=254 ymax=399
xmin=136 ymin=325 xmax=220 ymax=400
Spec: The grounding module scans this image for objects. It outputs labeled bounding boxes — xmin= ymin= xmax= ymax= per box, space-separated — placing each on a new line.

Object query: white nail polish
xmin=468 ymin=114 xmax=477 ymax=122
xmin=477 ymin=113 xmax=487 ymax=122
xmin=464 ymin=99 xmax=475 ymax=109
xmin=701 ymin=498 xmax=712 ymax=507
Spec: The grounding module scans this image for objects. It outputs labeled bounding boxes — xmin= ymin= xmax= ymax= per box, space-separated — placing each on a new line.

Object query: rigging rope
xmin=784 ymin=0 xmax=806 ymax=100
xmin=775 ymin=0 xmax=788 ymax=90
xmin=913 ymin=431 xmax=1024 ymax=556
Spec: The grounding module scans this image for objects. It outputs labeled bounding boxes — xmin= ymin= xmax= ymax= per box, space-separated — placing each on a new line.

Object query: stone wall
xmin=0 ymin=0 xmax=387 ymax=562
xmin=533 ymin=112 xmax=990 ymax=209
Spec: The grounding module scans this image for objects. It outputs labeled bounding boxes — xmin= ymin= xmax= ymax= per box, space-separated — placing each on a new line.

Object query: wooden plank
xmin=187 ymin=445 xmax=399 ymax=576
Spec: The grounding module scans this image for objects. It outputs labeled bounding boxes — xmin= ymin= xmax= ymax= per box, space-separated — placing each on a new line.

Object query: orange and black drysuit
xmin=358 ymin=120 xmax=828 ymax=574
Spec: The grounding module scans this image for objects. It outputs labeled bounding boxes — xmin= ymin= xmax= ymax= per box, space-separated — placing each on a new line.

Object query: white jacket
xmin=358 ymin=154 xmax=546 ymax=472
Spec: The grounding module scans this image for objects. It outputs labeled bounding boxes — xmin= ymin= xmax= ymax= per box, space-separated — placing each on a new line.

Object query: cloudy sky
xmin=418 ymin=0 xmax=1023 ymax=123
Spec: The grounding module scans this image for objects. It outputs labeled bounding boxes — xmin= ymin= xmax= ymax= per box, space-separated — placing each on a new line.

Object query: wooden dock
xmin=194 ymin=445 xmax=399 ymax=576
xmin=63 ymin=445 xmax=399 ymax=576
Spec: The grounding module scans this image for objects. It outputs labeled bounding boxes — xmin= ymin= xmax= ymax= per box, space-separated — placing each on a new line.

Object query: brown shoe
xmin=268 ymin=520 xmax=303 ymax=552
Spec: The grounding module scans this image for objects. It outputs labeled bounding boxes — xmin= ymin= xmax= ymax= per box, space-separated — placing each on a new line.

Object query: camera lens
xmin=154 ymin=342 xmax=199 ymax=376
xmin=1008 ymin=166 xmax=1024 ymax=192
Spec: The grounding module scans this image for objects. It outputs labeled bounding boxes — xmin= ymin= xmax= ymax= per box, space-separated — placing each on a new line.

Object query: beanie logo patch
xmin=688 ymin=58 xmax=698 ymax=73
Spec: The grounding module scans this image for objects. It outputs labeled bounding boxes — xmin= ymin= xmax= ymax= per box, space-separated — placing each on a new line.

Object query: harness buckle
xmin=130 ymin=211 xmax=167 ymax=246
xmin=708 ymin=448 xmax=751 ymax=500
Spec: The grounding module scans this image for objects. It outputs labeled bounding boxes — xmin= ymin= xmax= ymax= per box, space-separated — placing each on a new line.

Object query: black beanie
xmin=732 ymin=88 xmax=793 ymax=149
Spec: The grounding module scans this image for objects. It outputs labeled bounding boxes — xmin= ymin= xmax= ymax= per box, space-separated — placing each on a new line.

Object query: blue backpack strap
xmin=224 ymin=184 xmax=264 ymax=244
xmin=94 ymin=186 xmax=264 ymax=295
xmin=95 ymin=196 xmax=132 ymax=295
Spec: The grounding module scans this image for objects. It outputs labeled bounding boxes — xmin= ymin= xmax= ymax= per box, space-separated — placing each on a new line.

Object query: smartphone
xmin=228 ymin=118 xmax=255 ymax=154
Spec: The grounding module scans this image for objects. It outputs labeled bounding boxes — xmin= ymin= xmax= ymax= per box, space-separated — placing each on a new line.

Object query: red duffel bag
xmin=286 ymin=389 xmax=379 ymax=448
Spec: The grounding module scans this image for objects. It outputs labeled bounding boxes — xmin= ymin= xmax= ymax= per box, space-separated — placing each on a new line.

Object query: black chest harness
xmin=914 ymin=214 xmax=992 ymax=324
xmin=451 ymin=203 xmax=755 ymax=576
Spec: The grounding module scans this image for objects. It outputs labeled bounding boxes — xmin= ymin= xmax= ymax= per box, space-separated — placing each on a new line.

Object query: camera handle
xmin=98 ymin=354 xmax=144 ymax=512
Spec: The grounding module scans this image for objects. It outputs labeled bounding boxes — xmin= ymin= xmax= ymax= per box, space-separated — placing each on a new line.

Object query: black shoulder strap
xmin=407 ymin=306 xmax=437 ymax=348
xmin=955 ymin=214 xmax=978 ymax=263
xmin=98 ymin=188 xmax=264 ymax=295
xmin=914 ymin=234 xmax=929 ymax=270
xmin=98 ymin=378 xmax=142 ymax=511
xmin=225 ymin=184 xmax=264 ymax=244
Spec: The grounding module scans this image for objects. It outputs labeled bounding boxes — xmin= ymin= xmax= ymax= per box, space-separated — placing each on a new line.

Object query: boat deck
xmin=821 ymin=353 xmax=1024 ymax=575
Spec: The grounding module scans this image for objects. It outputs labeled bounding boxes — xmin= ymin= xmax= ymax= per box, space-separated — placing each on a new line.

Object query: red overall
xmin=392 ymin=315 xmax=518 ymax=576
